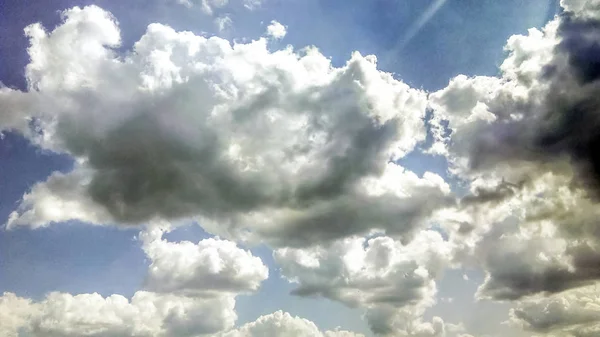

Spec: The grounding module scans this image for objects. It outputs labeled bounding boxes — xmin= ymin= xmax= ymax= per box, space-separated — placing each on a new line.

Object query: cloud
xmin=427 ymin=0 xmax=600 ymax=304
xmin=0 ymin=294 xmax=369 ymax=337
xmin=275 ymin=230 xmax=454 ymax=335
xmin=215 ymin=15 xmax=233 ymax=32
xmin=561 ymin=0 xmax=600 ymax=18
xmin=0 ymin=291 xmax=236 ymax=337
xmin=4 ymin=6 xmax=448 ymax=248
xmin=140 ymin=227 xmax=269 ymax=296
xmin=0 ymin=222 xmax=272 ymax=337
xmin=0 ymin=293 xmax=37 ymax=337
xmin=429 ymin=4 xmax=600 ymax=198
xmin=509 ymin=282 xmax=600 ymax=337
xmin=266 ymin=20 xmax=287 ymax=39
xmin=177 ymin=0 xmax=228 ymax=14
xmin=0 ymin=86 xmax=38 ymax=137
xmin=176 ymin=0 xmax=262 ymax=13
xmin=6 ymin=169 xmax=113 ymax=229
xmin=218 ymin=311 xmax=365 ymax=337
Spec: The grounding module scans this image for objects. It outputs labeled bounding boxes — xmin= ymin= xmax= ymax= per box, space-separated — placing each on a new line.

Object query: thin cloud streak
xmin=383 ymin=0 xmax=449 ymax=66
xmin=400 ymin=0 xmax=449 ymax=49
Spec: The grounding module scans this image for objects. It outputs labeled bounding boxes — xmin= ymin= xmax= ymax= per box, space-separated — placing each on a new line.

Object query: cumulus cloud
xmin=0 ymin=295 xmax=372 ymax=337
xmin=275 ymin=230 xmax=454 ymax=335
xmin=0 ymin=86 xmax=38 ymax=137
xmin=0 ymin=222 xmax=272 ymax=337
xmin=509 ymin=283 xmax=600 ymax=337
xmin=4 ymin=5 xmax=448 ymax=248
xmin=428 ymin=0 xmax=600 ymax=305
xmin=0 ymin=291 xmax=236 ymax=337
xmin=6 ymin=169 xmax=112 ymax=229
xmin=561 ymin=0 xmax=600 ymax=18
xmin=266 ymin=20 xmax=287 ymax=39
xmin=429 ymin=1 xmax=600 ymax=198
xmin=218 ymin=310 xmax=364 ymax=337
xmin=0 ymin=293 xmax=37 ymax=337
xmin=6 ymin=1 xmax=600 ymax=336
xmin=140 ymin=227 xmax=269 ymax=295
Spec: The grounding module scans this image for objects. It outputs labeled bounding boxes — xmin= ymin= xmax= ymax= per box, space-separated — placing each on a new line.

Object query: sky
xmin=2 ymin=0 xmax=600 ymax=336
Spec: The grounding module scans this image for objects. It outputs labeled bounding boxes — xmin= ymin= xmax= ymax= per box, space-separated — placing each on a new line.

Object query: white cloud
xmin=275 ymin=230 xmax=454 ymax=335
xmin=5 ymin=2 xmax=600 ymax=337
xmin=0 ymin=295 xmax=372 ymax=337
xmin=0 ymin=86 xmax=37 ymax=136
xmin=4 ymin=6 xmax=443 ymax=249
xmin=266 ymin=20 xmax=287 ymax=39
xmin=0 ymin=223 xmax=270 ymax=337
xmin=427 ymin=0 xmax=600 ymax=305
xmin=6 ymin=168 xmax=113 ymax=229
xmin=561 ymin=0 xmax=600 ymax=18
xmin=0 ymin=291 xmax=236 ymax=337
xmin=177 ymin=0 xmax=228 ymax=15
xmin=218 ymin=311 xmax=364 ymax=337
xmin=0 ymin=292 xmax=37 ymax=337
xmin=509 ymin=283 xmax=600 ymax=337
xmin=215 ymin=15 xmax=233 ymax=32
xmin=176 ymin=0 xmax=263 ymax=14
xmin=140 ymin=227 xmax=269 ymax=296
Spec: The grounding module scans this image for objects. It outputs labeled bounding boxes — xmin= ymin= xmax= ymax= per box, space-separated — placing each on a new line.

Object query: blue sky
xmin=3 ymin=1 xmax=600 ymax=337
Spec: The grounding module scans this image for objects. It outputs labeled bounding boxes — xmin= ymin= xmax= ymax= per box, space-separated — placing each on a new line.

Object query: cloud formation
xmin=4 ymin=1 xmax=600 ymax=336
xmin=275 ymin=230 xmax=455 ymax=335
xmin=266 ymin=20 xmax=287 ymax=39
xmin=0 ymin=291 xmax=236 ymax=337
xmin=4 ymin=5 xmax=449 ymax=248
xmin=509 ymin=282 xmax=600 ymax=336
xmin=428 ymin=0 xmax=600 ymax=304
xmin=218 ymin=311 xmax=365 ymax=337
xmin=140 ymin=227 xmax=269 ymax=296
xmin=0 ymin=223 xmax=272 ymax=337
xmin=176 ymin=0 xmax=261 ymax=15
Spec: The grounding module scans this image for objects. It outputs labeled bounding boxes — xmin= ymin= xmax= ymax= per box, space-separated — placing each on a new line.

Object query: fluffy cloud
xmin=218 ymin=311 xmax=364 ymax=337
xmin=0 ymin=291 xmax=236 ymax=337
xmin=140 ymin=227 xmax=269 ymax=295
xmin=0 ymin=223 xmax=272 ymax=337
xmin=429 ymin=2 xmax=600 ymax=196
xmin=4 ymin=5 xmax=448 ymax=248
xmin=561 ymin=0 xmax=600 ymax=18
xmin=0 ymin=295 xmax=372 ymax=337
xmin=428 ymin=0 xmax=600 ymax=305
xmin=275 ymin=230 xmax=454 ymax=335
xmin=0 ymin=86 xmax=37 ymax=137
xmin=266 ymin=20 xmax=287 ymax=39
xmin=509 ymin=283 xmax=600 ymax=337
xmin=0 ymin=293 xmax=37 ymax=337
xmin=6 ymin=169 xmax=112 ymax=229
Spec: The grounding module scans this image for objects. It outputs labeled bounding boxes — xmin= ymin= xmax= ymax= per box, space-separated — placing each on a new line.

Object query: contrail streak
xmin=383 ymin=0 xmax=449 ymax=65
xmin=400 ymin=0 xmax=449 ymax=48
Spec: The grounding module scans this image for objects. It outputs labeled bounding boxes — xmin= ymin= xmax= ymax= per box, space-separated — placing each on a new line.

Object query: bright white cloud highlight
xmin=275 ymin=230 xmax=454 ymax=335
xmin=218 ymin=311 xmax=365 ymax=337
xmin=140 ymin=227 xmax=269 ymax=295
xmin=266 ymin=20 xmax=287 ymax=39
